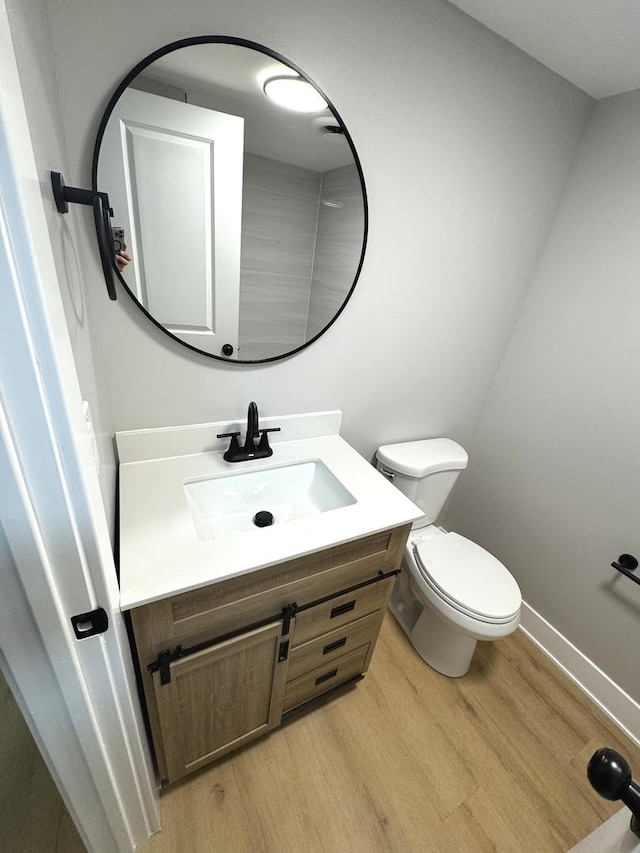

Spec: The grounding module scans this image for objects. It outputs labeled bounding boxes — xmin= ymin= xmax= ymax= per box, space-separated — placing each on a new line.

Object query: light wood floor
xmin=139 ymin=615 xmax=640 ymax=853
xmin=0 ymin=670 xmax=86 ymax=853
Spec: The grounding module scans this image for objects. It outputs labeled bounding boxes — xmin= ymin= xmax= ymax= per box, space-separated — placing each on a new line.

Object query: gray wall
xmin=6 ymin=0 xmax=117 ymax=532
xmin=41 ymin=0 xmax=590 ymax=461
xmin=447 ymin=89 xmax=640 ymax=701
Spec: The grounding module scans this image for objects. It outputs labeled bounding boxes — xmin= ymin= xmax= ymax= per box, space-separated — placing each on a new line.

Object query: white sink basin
xmin=184 ymin=459 xmax=357 ymax=541
xmin=117 ymin=416 xmax=424 ymax=609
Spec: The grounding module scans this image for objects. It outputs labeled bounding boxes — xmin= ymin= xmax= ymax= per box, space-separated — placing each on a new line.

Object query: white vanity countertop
xmin=117 ymin=413 xmax=421 ymax=610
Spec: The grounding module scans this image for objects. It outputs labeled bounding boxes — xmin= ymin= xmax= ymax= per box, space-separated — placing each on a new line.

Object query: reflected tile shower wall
xmin=306 ymin=164 xmax=364 ymax=341
xmin=238 ymin=156 xmax=363 ymax=359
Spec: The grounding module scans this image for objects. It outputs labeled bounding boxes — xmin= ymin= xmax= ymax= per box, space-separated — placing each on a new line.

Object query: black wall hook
xmin=50 ymin=171 xmax=117 ymax=301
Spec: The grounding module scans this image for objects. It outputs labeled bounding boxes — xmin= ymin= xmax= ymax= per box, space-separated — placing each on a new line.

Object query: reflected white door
xmin=99 ymin=88 xmax=243 ymax=356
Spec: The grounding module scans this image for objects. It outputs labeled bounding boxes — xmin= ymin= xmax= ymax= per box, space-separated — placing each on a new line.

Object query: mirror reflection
xmin=96 ymin=40 xmax=367 ymax=362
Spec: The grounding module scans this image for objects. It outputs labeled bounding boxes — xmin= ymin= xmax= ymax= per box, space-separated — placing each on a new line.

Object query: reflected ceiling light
xmin=263 ymin=75 xmax=328 ymax=113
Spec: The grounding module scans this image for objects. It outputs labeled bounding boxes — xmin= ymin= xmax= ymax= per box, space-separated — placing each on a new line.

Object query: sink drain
xmin=253 ymin=510 xmax=274 ymax=528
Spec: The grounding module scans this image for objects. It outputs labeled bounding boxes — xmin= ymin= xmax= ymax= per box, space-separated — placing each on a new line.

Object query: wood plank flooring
xmin=139 ymin=615 xmax=640 ymax=853
xmin=0 ymin=670 xmax=86 ymax=853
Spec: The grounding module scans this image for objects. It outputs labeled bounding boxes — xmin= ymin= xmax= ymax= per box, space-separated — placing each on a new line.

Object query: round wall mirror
xmin=93 ymin=37 xmax=368 ymax=363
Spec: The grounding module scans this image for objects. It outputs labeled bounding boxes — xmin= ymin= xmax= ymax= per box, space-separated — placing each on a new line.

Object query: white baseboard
xmin=519 ymin=601 xmax=640 ymax=748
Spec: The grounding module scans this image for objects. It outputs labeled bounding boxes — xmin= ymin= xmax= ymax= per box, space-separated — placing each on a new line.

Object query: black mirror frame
xmin=91 ymin=35 xmax=368 ymax=365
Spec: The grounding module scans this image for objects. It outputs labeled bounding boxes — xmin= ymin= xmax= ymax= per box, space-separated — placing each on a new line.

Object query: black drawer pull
xmin=330 ymin=600 xmax=356 ymax=619
xmin=323 ymin=637 xmax=347 ymax=655
xmin=315 ymin=668 xmax=338 ymax=686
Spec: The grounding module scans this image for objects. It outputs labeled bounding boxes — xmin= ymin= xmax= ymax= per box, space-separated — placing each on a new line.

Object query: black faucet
xmin=246 ymin=401 xmax=259 ymax=451
xmin=216 ymin=402 xmax=281 ymax=463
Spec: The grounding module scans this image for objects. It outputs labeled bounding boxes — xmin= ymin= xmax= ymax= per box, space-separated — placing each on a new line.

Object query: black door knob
xmin=221 ymin=343 xmax=234 ymax=356
xmin=588 ymin=748 xmax=640 ymax=838
xmin=588 ymin=748 xmax=632 ymax=800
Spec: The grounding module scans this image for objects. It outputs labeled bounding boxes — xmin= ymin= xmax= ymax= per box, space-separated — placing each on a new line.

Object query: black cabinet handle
xmin=278 ymin=641 xmax=289 ymax=662
xmin=315 ymin=668 xmax=338 ymax=686
xmin=323 ymin=637 xmax=347 ymax=655
xmin=330 ymin=600 xmax=356 ymax=618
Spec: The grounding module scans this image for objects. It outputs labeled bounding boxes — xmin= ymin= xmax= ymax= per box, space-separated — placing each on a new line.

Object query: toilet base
xmin=409 ymin=604 xmax=477 ymax=677
xmin=389 ymin=574 xmax=477 ymax=677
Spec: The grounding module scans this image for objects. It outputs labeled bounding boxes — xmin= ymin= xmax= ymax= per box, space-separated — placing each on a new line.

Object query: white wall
xmin=41 ymin=0 xmax=590 ymax=465
xmin=6 ymin=0 xmax=118 ymax=529
xmin=447 ymin=89 xmax=640 ymax=701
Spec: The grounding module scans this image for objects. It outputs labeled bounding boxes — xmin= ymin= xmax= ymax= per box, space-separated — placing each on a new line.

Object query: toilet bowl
xmin=376 ymin=439 xmax=522 ymax=677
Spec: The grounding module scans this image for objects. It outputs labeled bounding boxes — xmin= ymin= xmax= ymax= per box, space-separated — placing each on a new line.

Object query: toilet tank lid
xmin=376 ymin=438 xmax=468 ymax=478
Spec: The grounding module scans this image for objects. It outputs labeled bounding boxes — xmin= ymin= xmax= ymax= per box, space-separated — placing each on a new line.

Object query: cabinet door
xmin=153 ymin=621 xmax=289 ymax=783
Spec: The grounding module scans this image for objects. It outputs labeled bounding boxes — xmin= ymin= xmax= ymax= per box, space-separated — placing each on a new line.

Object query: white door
xmin=99 ymin=88 xmax=244 ymax=356
xmin=0 ymin=4 xmax=157 ymax=849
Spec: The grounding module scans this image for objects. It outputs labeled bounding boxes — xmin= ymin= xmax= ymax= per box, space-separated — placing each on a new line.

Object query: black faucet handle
xmin=216 ymin=432 xmax=243 ymax=462
xmin=257 ymin=428 xmax=280 ymax=453
xmin=217 ymin=431 xmax=241 ymax=446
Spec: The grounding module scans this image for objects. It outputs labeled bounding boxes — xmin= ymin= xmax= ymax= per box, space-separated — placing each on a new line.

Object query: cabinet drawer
xmin=132 ymin=526 xmax=409 ymax=653
xmin=292 ymin=576 xmax=395 ymax=648
xmin=283 ymin=644 xmax=369 ymax=711
xmin=287 ymin=610 xmax=383 ymax=682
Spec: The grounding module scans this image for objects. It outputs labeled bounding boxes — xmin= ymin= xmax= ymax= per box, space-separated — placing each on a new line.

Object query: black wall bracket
xmin=611 ymin=554 xmax=640 ymax=587
xmin=50 ymin=171 xmax=117 ymax=301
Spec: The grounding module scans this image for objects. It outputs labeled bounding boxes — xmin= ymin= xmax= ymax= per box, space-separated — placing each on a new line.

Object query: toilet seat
xmin=412 ymin=532 xmax=521 ymax=624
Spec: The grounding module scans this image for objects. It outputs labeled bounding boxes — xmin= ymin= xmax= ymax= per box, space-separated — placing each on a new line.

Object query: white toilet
xmin=376 ymin=438 xmax=521 ymax=677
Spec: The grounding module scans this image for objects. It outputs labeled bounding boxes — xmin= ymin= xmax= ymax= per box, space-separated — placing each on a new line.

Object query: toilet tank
xmin=376 ymin=438 xmax=468 ymax=528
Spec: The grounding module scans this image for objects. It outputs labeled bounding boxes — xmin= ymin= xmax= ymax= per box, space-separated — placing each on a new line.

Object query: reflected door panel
xmin=100 ymin=88 xmax=243 ymax=356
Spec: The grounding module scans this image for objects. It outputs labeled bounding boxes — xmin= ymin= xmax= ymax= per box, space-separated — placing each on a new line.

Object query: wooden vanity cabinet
xmin=151 ymin=621 xmax=289 ymax=783
xmin=129 ymin=523 xmax=410 ymax=784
